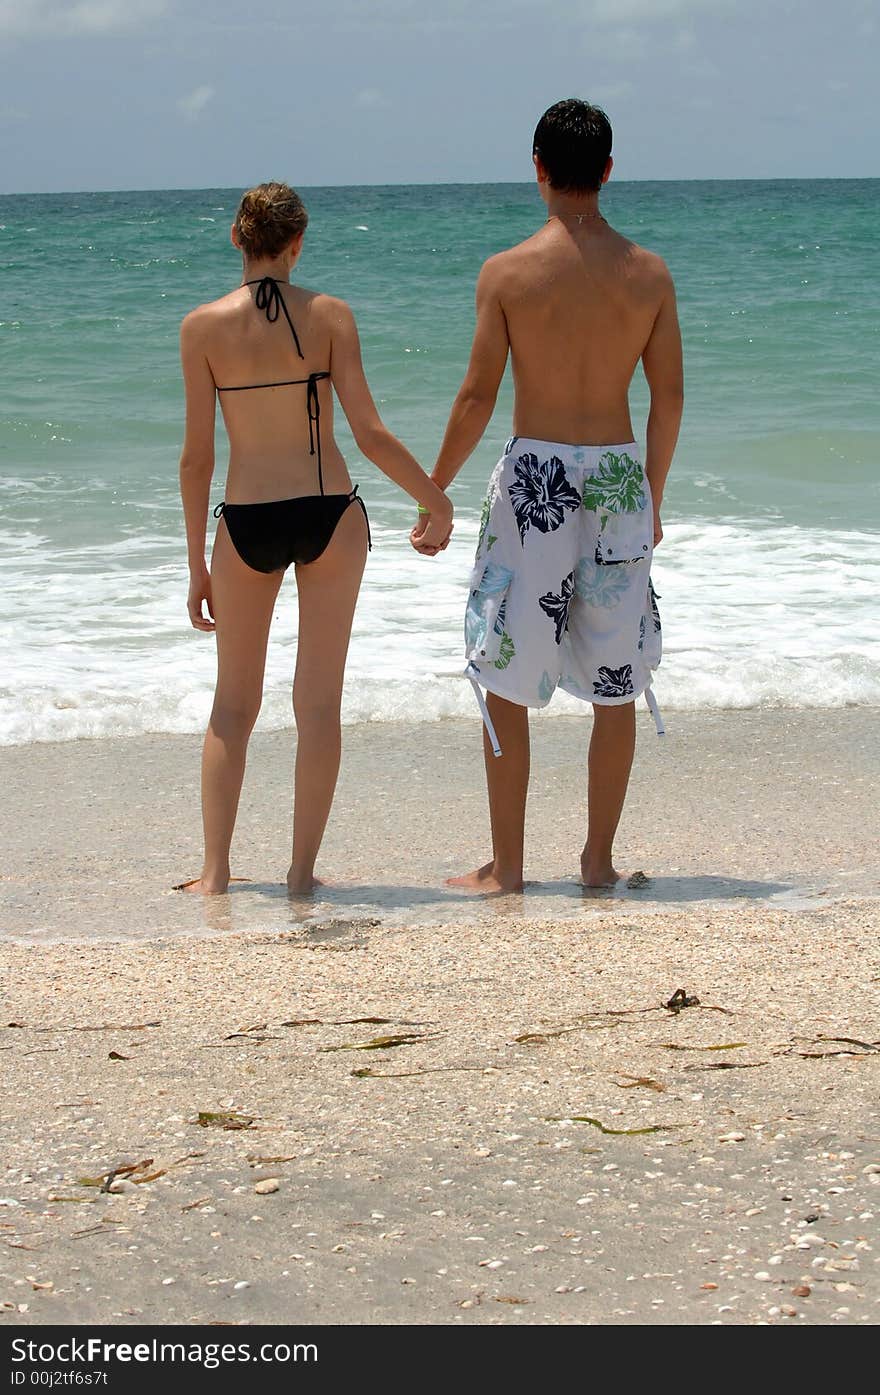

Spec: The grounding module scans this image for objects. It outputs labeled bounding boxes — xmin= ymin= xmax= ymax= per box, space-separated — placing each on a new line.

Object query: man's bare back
xmin=490 ymin=218 xmax=675 ymax=448
xmin=423 ymin=206 xmax=681 ymax=549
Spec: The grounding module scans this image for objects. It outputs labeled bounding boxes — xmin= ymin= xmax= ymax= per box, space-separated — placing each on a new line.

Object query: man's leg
xmin=448 ymin=692 xmax=530 ymax=893
xmin=581 ymin=700 xmax=636 ymax=887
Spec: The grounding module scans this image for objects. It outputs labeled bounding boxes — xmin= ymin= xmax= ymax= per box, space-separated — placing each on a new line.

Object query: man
xmin=412 ymin=98 xmax=683 ymax=892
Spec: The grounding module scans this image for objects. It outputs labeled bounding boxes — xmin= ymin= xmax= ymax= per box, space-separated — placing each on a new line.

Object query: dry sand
xmin=1 ymin=709 xmax=878 ymax=1325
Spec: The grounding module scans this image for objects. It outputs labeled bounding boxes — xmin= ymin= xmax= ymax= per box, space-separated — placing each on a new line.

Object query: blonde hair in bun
xmin=234 ymin=182 xmax=308 ymax=259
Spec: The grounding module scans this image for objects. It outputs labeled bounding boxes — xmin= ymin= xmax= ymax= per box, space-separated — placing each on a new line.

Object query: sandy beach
xmin=1 ymin=708 xmax=878 ymax=1325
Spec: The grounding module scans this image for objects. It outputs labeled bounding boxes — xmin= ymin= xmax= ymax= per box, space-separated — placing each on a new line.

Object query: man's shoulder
xmin=479 ymin=245 xmax=521 ymax=277
xmin=618 ymin=234 xmax=675 ymax=287
xmin=478 ymin=233 xmax=546 ymax=287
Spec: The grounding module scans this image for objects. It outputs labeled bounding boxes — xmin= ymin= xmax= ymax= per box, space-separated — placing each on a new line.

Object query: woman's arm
xmin=328 ymin=298 xmax=453 ymax=551
xmin=179 ymin=308 xmax=217 ymax=631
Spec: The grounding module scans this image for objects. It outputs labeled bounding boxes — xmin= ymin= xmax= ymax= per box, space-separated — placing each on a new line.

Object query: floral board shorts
xmin=464 ymin=437 xmax=664 ymax=755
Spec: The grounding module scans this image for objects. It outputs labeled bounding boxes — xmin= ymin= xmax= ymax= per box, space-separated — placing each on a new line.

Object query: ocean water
xmin=0 ymin=180 xmax=878 ymax=746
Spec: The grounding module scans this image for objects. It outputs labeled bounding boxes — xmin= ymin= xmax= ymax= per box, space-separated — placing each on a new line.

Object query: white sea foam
xmin=0 ymin=517 xmax=878 ymax=746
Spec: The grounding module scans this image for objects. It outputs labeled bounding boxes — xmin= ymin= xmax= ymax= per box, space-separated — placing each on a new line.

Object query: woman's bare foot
xmin=173 ymin=873 xmax=250 ymax=894
xmin=447 ymin=861 xmax=524 ymax=895
xmin=174 ymin=874 xmax=229 ymax=894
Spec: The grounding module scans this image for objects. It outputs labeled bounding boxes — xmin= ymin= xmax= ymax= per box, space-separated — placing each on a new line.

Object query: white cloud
xmin=585 ymin=0 xmax=728 ymax=19
xmin=177 ymin=84 xmax=215 ymax=120
xmin=355 ymin=88 xmax=389 ymax=110
xmin=588 ymin=25 xmax=649 ymax=60
xmin=0 ymin=0 xmax=168 ymax=39
xmin=0 ymin=104 xmax=29 ymax=125
xmin=590 ymin=80 xmax=635 ymax=104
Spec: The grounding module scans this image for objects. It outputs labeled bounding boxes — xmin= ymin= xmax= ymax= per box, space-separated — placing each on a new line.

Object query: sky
xmin=0 ymin=0 xmax=878 ymax=193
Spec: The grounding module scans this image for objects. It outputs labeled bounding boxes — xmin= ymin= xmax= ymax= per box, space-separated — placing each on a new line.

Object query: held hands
xmin=410 ymin=496 xmax=454 ymax=557
xmin=187 ymin=564 xmax=215 ymax=632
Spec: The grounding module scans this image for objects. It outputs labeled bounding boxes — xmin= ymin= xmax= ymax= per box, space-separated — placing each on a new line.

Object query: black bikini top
xmin=215 ymin=276 xmax=331 ymax=493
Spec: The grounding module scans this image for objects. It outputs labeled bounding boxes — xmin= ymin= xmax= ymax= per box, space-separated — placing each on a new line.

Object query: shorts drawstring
xmin=466 ymin=664 xmax=503 ymax=758
xmin=644 ymin=686 xmax=665 ymax=736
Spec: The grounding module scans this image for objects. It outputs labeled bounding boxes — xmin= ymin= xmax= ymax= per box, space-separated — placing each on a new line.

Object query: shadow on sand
xmin=181 ymin=871 xmax=811 ymax=935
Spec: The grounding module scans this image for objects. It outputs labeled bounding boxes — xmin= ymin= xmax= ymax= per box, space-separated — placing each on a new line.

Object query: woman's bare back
xmin=193 ymin=280 xmax=352 ymax=502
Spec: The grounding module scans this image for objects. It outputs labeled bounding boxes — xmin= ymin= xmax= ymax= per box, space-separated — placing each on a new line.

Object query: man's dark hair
xmin=532 ymin=99 xmax=612 ymax=194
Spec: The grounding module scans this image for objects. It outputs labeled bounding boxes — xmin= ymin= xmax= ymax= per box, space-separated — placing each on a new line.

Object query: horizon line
xmin=2 ymin=174 xmax=878 ymax=199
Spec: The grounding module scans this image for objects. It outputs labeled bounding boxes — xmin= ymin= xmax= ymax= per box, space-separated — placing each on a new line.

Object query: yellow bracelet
xmin=417 ymin=505 xmax=430 ymax=515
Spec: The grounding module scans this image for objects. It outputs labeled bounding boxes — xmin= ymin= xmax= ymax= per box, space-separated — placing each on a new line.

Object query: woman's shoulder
xmin=297 ymin=287 xmax=353 ymax=318
xmin=179 ymin=287 xmax=245 ymax=336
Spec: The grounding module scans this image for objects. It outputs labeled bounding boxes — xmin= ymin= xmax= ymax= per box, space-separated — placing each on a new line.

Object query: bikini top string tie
xmin=306 ymin=373 xmax=324 ymax=493
xmin=247 ymin=275 xmax=323 ymax=488
xmin=251 ymin=275 xmax=282 ymax=323
xmin=245 ymin=275 xmax=306 ymax=360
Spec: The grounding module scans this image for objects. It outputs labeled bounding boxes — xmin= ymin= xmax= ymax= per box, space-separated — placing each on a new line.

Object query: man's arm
xmin=641 ymin=270 xmax=684 ymax=544
xmin=431 ymin=258 xmax=510 ymax=490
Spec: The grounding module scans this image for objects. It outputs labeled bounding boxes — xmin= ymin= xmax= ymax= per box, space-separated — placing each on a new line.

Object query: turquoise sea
xmin=0 ymin=180 xmax=878 ymax=744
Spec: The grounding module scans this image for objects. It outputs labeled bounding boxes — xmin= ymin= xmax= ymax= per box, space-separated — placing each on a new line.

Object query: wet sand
xmin=1 ymin=709 xmax=878 ymax=1324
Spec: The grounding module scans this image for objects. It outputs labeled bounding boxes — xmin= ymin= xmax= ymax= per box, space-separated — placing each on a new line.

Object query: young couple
xmin=177 ymin=99 xmax=683 ymax=899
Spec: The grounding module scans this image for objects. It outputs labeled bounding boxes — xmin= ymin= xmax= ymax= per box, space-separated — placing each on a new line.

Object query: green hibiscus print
xmin=486 ymin=533 xmax=498 ymax=550
xmin=582 ymin=451 xmax=647 ymax=516
xmin=476 ymin=494 xmax=492 ymax=553
xmin=494 ymin=632 xmax=516 ymax=670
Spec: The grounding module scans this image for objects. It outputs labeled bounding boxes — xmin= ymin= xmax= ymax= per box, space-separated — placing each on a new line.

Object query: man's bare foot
xmin=579 ymin=857 xmax=621 ymax=889
xmin=286 ymin=872 xmax=326 ymax=897
xmin=579 ymin=860 xmax=652 ymax=890
xmin=447 ymin=861 xmax=524 ymax=895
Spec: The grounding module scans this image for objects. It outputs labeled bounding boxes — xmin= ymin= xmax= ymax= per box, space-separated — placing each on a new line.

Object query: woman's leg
xmin=188 ymin=524 xmax=283 ymax=893
xmin=287 ymin=502 xmax=367 ymax=893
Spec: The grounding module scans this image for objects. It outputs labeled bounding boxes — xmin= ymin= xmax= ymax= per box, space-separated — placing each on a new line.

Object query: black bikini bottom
xmin=215 ymin=487 xmax=371 ymax=573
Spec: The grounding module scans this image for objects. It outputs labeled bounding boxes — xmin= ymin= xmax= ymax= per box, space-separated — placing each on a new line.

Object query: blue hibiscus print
xmin=464 ymin=563 xmax=513 ymax=653
xmin=508 ymin=454 xmax=581 ymax=545
xmin=574 ymin=555 xmax=630 ymax=608
xmin=649 ymin=578 xmax=662 ymax=632
xmin=560 ymin=672 xmax=591 ymax=699
xmin=538 ymin=570 xmax=575 ymax=645
xmin=538 ymin=670 xmax=556 ymax=702
xmin=593 ymin=664 xmax=635 ymax=698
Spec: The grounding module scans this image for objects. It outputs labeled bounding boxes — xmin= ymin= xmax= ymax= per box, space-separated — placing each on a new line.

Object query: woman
xmin=177 ymin=181 xmax=452 ymax=894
